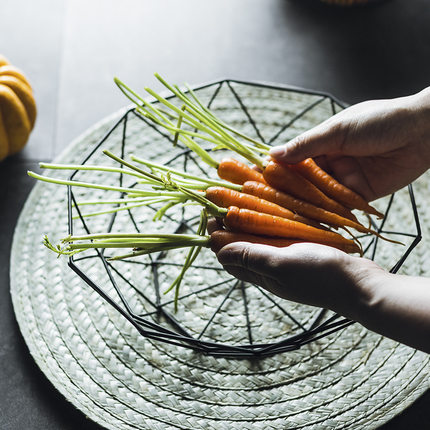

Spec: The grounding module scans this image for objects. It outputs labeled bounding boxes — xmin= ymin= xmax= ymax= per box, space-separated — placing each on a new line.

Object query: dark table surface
xmin=1 ymin=0 xmax=429 ymax=428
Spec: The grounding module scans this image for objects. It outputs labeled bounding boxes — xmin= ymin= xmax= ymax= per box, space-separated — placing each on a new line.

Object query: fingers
xmin=220 ymin=264 xmax=265 ymax=286
xmin=217 ymin=242 xmax=293 ymax=278
xmin=215 ymin=241 xmax=360 ymax=308
xmin=269 ymin=119 xmax=344 ymax=164
xmin=327 ymin=155 xmax=376 ymax=200
xmin=216 ymin=242 xmax=335 ymax=306
xmin=207 ymin=217 xmax=224 ymax=234
xmin=217 ymin=241 xmax=348 ymax=283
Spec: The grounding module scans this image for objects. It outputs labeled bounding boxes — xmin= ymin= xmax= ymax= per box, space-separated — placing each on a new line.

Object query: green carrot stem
xmin=152 ymin=201 xmax=178 ymax=221
xmin=183 ymin=83 xmax=272 ymax=152
xmin=240 ymin=140 xmax=271 ymax=156
xmin=107 ymin=243 xmax=202 ymax=261
xmin=130 ymin=154 xmax=242 ymax=191
xmin=74 ymin=198 xmax=147 ymax=206
xmin=65 ymin=232 xmax=205 ymax=241
xmin=181 ymin=84 xmax=215 ymax=117
xmin=153 ymin=74 xmax=266 ymax=168
xmin=39 ymin=162 xmax=147 ymax=180
xmin=95 ymin=237 xmax=196 ymax=244
xmin=173 ymin=105 xmax=186 ymax=146
xmin=164 ymin=209 xmax=208 ymax=310
xmin=28 ymin=171 xmax=188 ymax=208
xmin=114 ymin=77 xmax=147 ymax=107
xmin=73 ymin=197 xmax=182 ymax=219
xmin=102 ymin=150 xmax=166 ymax=184
xmin=108 ymin=249 xmax=161 ymax=260
xmin=30 ymin=165 xmax=227 ymax=223
xmin=73 ymin=196 xmax=174 ymax=206
xmin=143 ymin=86 xmax=240 ymax=154
xmin=174 ymin=184 xmax=227 ymax=217
xmin=73 ymin=202 xmax=146 ymax=219
xmin=103 ymin=150 xmax=208 ymax=199
xmin=67 ymin=238 xmax=206 ymax=250
xmin=140 ymin=116 xmax=225 ymax=148
xmin=28 ymin=171 xmax=150 ymax=195
xmin=147 ymin=84 xmax=266 ymax=167
xmin=103 ymin=150 xmax=193 ymax=197
xmin=102 ymin=151 xmax=227 ymax=217
xmin=138 ymin=108 xmax=220 ymax=169
xmin=180 ymin=103 xmax=264 ymax=164
xmin=115 ymin=77 xmax=219 ymax=169
xmin=141 ymin=180 xmax=205 ymax=190
xmin=114 ymin=78 xmax=178 ymax=128
xmin=117 ymin=75 xmax=267 ymax=168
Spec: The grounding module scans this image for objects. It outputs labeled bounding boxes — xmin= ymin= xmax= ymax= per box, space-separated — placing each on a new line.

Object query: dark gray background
xmin=1 ymin=0 xmax=429 ymax=428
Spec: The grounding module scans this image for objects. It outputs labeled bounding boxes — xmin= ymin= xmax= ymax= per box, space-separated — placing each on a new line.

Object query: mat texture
xmin=10 ymin=81 xmax=430 ymax=429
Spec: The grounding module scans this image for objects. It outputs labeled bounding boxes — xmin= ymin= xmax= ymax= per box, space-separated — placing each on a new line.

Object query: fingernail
xmin=269 ymin=145 xmax=285 ymax=158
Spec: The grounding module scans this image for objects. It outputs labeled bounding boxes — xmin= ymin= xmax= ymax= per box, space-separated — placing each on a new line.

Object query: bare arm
xmin=211 ymin=87 xmax=430 ymax=353
xmin=270 ymin=87 xmax=430 ymax=201
xmin=215 ymin=240 xmax=430 ymax=353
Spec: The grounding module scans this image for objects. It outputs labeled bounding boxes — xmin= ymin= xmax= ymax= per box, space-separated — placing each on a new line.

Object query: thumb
xmin=269 ymin=120 xmax=344 ymax=164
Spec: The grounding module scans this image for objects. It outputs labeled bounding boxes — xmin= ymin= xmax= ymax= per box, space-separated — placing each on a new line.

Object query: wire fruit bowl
xmin=65 ymin=79 xmax=421 ymax=358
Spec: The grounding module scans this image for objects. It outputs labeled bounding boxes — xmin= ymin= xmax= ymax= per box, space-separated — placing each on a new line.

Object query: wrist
xmin=406 ymin=87 xmax=430 ymax=166
xmin=331 ymin=256 xmax=388 ymax=322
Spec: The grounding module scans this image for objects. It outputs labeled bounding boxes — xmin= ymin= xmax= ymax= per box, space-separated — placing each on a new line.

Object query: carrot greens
xmin=29 ymin=73 xmax=398 ymax=312
xmin=114 ymin=76 xmax=267 ymax=169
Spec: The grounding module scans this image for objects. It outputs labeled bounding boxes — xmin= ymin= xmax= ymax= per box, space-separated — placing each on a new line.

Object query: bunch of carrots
xmin=28 ymin=74 xmax=398 ymax=308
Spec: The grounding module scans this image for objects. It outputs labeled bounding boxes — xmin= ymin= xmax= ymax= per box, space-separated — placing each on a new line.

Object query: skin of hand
xmin=208 ymin=218 xmax=380 ymax=320
xmin=210 ymin=219 xmax=430 ymax=353
xmin=210 ymin=88 xmax=430 ymax=352
xmin=269 ymin=87 xmax=430 ymax=202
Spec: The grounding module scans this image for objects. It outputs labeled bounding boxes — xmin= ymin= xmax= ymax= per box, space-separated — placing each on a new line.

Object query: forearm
xmin=409 ymin=86 xmax=430 ymax=168
xmin=339 ymin=268 xmax=430 ymax=353
xmin=215 ymin=239 xmax=430 ymax=353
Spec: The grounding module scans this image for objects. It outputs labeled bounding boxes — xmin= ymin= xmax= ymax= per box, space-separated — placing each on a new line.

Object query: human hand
xmin=208 ymin=219 xmax=383 ymax=319
xmin=269 ymin=87 xmax=430 ymax=201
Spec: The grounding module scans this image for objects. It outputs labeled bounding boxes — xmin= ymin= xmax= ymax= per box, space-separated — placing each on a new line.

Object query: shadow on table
xmin=278 ymin=0 xmax=430 ymax=103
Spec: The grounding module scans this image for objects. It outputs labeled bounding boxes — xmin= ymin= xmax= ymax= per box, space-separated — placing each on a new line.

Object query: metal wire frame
xmin=66 ymin=79 xmax=422 ymax=358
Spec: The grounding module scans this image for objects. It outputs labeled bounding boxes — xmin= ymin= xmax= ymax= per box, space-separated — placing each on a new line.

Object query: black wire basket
xmin=66 ymin=79 xmax=421 ymax=358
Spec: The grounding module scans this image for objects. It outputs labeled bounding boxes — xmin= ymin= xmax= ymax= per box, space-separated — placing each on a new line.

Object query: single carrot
xmin=205 ymin=186 xmax=324 ymax=229
xmin=223 ymin=206 xmax=362 ymax=255
xmin=217 ymin=157 xmax=266 ymax=185
xmin=290 ymin=158 xmax=384 ymax=218
xmin=263 ymin=159 xmax=358 ymax=223
xmin=209 ymin=229 xmax=300 ymax=253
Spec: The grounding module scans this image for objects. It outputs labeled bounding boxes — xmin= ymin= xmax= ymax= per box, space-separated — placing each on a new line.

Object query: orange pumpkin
xmin=0 ymin=54 xmax=36 ymax=161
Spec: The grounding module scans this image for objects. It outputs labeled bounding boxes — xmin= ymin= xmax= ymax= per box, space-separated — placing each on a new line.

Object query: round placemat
xmin=10 ymin=81 xmax=430 ymax=429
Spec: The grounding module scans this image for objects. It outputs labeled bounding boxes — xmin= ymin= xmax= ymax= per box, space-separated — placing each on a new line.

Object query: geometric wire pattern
xmin=67 ymin=80 xmax=421 ymax=358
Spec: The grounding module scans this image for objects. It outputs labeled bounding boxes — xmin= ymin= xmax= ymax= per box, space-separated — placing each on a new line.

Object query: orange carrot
xmin=290 ymin=158 xmax=384 ymax=218
xmin=209 ymin=230 xmax=300 ymax=253
xmin=240 ymin=181 xmax=402 ymax=244
xmin=263 ymin=159 xmax=358 ymax=222
xmin=205 ymin=186 xmax=324 ymax=229
xmin=217 ymin=157 xmax=266 ymax=185
xmin=241 ymin=181 xmax=368 ymax=231
xmin=223 ymin=206 xmax=362 ymax=254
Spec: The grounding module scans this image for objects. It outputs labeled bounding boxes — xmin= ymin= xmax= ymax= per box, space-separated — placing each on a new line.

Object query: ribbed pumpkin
xmin=0 ymin=54 xmax=37 ymax=161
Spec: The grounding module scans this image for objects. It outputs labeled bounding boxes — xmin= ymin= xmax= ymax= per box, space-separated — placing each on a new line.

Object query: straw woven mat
xmin=10 ymin=82 xmax=430 ymax=429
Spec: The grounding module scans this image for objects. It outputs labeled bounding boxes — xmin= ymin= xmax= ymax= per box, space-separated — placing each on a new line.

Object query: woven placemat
xmin=10 ymin=81 xmax=430 ymax=429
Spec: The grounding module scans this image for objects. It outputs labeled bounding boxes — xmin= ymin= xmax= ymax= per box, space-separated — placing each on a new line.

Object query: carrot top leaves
xmin=114 ymin=75 xmax=268 ymax=169
xmin=164 ymin=209 xmax=209 ymax=311
xmin=130 ymin=154 xmax=242 ymax=191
